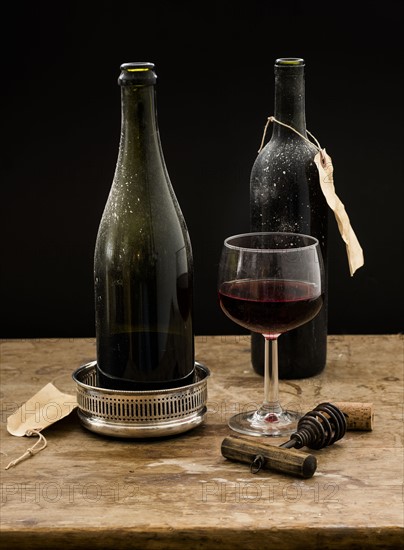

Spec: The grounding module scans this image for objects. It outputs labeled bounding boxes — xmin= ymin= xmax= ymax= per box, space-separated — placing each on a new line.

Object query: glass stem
xmin=263 ymin=336 xmax=281 ymax=413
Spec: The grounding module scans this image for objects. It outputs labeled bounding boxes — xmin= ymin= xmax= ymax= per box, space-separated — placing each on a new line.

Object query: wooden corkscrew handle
xmin=221 ymin=435 xmax=317 ymax=479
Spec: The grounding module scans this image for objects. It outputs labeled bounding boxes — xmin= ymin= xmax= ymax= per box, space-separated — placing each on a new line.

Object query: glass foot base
xmin=228 ymin=409 xmax=301 ymax=437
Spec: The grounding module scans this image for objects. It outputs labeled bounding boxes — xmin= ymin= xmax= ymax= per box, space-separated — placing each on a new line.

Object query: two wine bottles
xmin=95 ymin=58 xmax=327 ymax=390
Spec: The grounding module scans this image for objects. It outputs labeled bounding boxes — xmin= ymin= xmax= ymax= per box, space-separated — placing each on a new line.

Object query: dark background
xmin=1 ymin=0 xmax=403 ymax=338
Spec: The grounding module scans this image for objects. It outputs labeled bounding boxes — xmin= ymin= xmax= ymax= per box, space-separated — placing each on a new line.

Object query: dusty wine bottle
xmin=94 ymin=62 xmax=194 ymax=390
xmin=250 ymin=58 xmax=328 ymax=379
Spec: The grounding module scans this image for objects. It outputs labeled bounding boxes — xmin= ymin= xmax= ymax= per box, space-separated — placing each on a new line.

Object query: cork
xmin=334 ymin=402 xmax=374 ymax=431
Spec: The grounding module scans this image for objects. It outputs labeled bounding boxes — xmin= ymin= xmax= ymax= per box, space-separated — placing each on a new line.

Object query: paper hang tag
xmin=258 ymin=117 xmax=365 ymax=277
xmin=314 ymin=149 xmax=364 ymax=276
xmin=5 ymin=383 xmax=77 ymax=470
xmin=7 ymin=382 xmax=77 ymax=436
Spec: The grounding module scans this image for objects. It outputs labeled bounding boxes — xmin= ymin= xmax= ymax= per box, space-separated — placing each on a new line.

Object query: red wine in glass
xmin=219 ymin=279 xmax=323 ymax=337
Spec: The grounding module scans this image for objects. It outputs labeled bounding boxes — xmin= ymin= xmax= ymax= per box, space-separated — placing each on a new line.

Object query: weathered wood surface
xmin=0 ymin=335 xmax=403 ymax=549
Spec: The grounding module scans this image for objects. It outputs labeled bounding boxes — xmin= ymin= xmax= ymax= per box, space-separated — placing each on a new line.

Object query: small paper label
xmin=7 ymin=383 xmax=77 ymax=437
xmin=314 ymin=150 xmax=364 ymax=276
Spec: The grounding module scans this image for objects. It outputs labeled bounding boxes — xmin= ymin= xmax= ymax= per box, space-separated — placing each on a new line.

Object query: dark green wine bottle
xmin=94 ymin=62 xmax=194 ymax=390
xmin=250 ymin=58 xmax=328 ymax=379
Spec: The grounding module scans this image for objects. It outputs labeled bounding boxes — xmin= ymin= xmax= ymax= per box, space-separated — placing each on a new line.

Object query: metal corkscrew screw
xmin=280 ymin=402 xmax=347 ymax=451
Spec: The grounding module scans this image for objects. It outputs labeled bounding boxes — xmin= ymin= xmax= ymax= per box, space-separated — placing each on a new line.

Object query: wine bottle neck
xmin=119 ymin=85 xmax=161 ymax=160
xmin=273 ymin=62 xmax=307 ymax=139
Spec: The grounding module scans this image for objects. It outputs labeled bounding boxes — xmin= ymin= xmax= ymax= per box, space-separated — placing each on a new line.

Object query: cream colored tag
xmin=5 ymin=383 xmax=77 ymax=470
xmin=7 ymin=382 xmax=77 ymax=436
xmin=314 ymin=150 xmax=364 ymax=276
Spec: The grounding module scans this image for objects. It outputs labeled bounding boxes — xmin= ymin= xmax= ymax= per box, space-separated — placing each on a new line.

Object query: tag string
xmin=4 ymin=429 xmax=48 ymax=470
xmin=258 ymin=116 xmax=326 ymax=165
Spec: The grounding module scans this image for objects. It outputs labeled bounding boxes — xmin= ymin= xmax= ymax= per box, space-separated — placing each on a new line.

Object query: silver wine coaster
xmin=72 ymin=361 xmax=210 ymax=438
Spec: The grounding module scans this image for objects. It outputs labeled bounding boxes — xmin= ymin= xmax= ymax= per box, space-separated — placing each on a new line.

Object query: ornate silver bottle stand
xmin=72 ymin=361 xmax=210 ymax=438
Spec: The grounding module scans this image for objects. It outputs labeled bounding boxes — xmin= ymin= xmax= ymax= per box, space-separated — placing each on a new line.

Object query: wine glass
xmin=218 ymin=232 xmax=324 ymax=436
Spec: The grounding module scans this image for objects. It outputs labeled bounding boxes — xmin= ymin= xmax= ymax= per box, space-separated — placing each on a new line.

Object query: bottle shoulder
xmin=255 ymin=135 xmax=318 ymax=163
xmin=251 ymin=136 xmax=319 ymax=185
xmin=95 ymin=174 xmax=191 ymax=266
xmin=104 ymin=163 xmax=181 ymax=218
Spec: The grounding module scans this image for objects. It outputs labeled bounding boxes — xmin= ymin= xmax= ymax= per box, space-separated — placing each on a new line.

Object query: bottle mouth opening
xmin=275 ymin=58 xmax=305 ymax=67
xmin=120 ymin=62 xmax=155 ymax=72
xmin=118 ymin=62 xmax=156 ymax=86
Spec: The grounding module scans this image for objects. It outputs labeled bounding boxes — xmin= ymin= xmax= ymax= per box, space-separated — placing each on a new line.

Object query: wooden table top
xmin=0 ymin=335 xmax=403 ymax=549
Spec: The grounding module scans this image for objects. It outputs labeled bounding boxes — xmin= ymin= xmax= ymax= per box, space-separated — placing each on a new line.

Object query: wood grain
xmin=0 ymin=335 xmax=403 ymax=549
